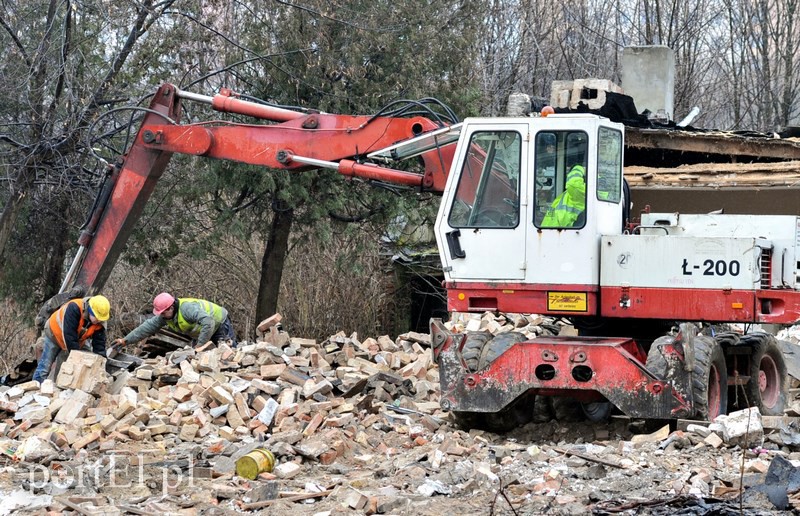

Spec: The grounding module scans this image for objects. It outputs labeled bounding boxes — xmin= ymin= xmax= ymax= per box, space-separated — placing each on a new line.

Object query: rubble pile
xmin=779 ymin=325 xmax=800 ymax=346
xmin=0 ymin=312 xmax=797 ymax=514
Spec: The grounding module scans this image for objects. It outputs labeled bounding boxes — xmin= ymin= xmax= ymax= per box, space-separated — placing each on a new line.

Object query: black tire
xmin=452 ymin=392 xmax=535 ymax=433
xmin=478 ymin=331 xmax=526 ymax=370
xmin=461 ymin=331 xmax=526 ymax=372
xmin=539 ymin=324 xmax=559 ymax=336
xmin=644 ymin=335 xmax=674 ymax=378
xmin=581 ymin=401 xmax=613 ymax=422
xmin=645 ymin=333 xmax=728 ymax=420
xmin=551 ymin=396 xmax=584 ymax=421
xmin=451 ymin=410 xmax=481 ymax=430
xmin=691 ymin=335 xmax=728 ymax=420
xmin=744 ymin=335 xmax=788 ymax=416
xmin=461 ymin=331 xmax=493 ymax=372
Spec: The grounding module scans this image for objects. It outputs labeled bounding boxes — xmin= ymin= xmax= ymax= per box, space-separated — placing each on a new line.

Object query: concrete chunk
xmin=715 ymin=407 xmax=763 ymax=447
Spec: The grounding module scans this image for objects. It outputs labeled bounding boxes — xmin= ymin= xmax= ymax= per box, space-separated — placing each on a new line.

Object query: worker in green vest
xmin=541 ymin=163 xmax=586 ymax=227
xmin=112 ymin=292 xmax=237 ymax=349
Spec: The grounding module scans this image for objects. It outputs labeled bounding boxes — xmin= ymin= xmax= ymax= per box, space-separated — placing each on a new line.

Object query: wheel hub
xmin=759 ymin=354 xmax=780 ymax=408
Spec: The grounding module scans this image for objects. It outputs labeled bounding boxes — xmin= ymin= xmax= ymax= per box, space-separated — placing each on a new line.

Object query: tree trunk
xmin=255 ymin=205 xmax=294 ymax=324
xmin=0 ymin=174 xmax=33 ymax=261
xmin=780 ymin=0 xmax=797 ymax=128
xmin=42 ymin=209 xmax=73 ymax=300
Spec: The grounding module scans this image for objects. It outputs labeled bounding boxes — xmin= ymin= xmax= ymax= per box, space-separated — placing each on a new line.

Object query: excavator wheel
xmin=643 ymin=334 xmax=674 ymax=379
xmin=646 ymin=333 xmax=728 ymax=420
xmin=690 ymin=335 xmax=728 ymax=420
xmin=478 ymin=331 xmax=526 ymax=370
xmin=529 ymin=396 xmax=589 ymax=422
xmin=461 ymin=330 xmax=526 ymax=372
xmin=742 ymin=334 xmax=788 ymax=416
xmin=460 ymin=331 xmax=493 ymax=372
xmin=550 ymin=396 xmax=586 ymax=421
xmin=538 ymin=323 xmax=560 ymax=336
xmin=452 ymin=392 xmax=536 ymax=433
xmin=580 ymin=400 xmax=613 ymax=422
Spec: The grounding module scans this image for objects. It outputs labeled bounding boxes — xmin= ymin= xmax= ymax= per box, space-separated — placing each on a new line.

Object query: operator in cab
xmin=541 ymin=161 xmax=586 ymax=228
xmin=33 ymin=295 xmax=111 ymax=383
xmin=112 ymin=293 xmax=237 ymax=350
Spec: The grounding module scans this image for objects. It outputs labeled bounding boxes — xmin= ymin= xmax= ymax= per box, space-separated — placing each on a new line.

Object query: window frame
xmin=447 ymin=130 xmax=523 ymax=230
xmin=533 ymin=130 xmax=589 ymax=230
xmin=596 ymin=127 xmax=623 ymax=204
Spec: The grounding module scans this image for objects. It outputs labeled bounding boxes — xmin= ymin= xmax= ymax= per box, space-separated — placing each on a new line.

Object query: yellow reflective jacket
xmin=542 ymin=165 xmax=586 ymax=227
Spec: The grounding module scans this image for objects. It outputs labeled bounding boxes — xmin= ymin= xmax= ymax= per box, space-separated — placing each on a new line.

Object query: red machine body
xmin=70 ymin=84 xmax=454 ymax=290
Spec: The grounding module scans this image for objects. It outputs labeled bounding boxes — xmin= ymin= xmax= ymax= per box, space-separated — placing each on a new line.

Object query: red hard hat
xmin=153 ymin=292 xmax=175 ymax=315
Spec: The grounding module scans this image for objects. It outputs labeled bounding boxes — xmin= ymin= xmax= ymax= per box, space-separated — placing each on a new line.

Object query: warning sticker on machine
xmin=547 ymin=292 xmax=587 ymax=312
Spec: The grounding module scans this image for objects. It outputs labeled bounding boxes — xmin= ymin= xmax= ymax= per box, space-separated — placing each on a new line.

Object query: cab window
xmin=597 ymin=127 xmax=622 ymax=203
xmin=534 ymin=131 xmax=588 ymax=229
xmin=448 ymin=131 xmax=521 ymax=228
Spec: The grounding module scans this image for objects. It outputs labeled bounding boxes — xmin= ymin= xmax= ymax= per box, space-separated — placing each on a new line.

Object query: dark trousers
xmin=211 ymin=317 xmax=238 ymax=347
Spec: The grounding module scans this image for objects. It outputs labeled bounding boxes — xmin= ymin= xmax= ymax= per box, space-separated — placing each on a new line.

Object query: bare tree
xmin=0 ymin=0 xmax=178 ymax=299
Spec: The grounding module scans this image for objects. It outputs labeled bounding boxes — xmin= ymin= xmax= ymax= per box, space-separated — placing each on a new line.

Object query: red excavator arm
xmin=65 ymin=84 xmax=458 ymax=292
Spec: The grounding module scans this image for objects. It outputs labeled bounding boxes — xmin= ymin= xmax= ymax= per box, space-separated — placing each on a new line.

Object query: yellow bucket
xmin=236 ymin=448 xmax=276 ymax=480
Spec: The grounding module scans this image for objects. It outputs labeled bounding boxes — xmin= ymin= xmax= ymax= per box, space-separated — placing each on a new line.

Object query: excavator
xmin=56 ymin=83 xmax=800 ymax=429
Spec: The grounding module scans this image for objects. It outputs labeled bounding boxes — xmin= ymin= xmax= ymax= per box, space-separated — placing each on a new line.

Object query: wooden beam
xmin=625 ymin=160 xmax=800 ymax=189
xmin=626 ymin=127 xmax=800 ymax=160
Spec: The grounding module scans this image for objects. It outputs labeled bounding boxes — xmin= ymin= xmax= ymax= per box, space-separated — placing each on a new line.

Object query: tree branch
xmin=327 ymin=205 xmax=384 ymax=223
xmin=30 ymin=0 xmax=60 ymax=134
xmin=0 ymin=13 xmax=30 ymax=67
xmin=167 ymin=10 xmax=262 ymax=56
xmin=86 ymin=0 xmax=177 ymax=115
xmin=46 ymin=0 xmax=72 ymax=125
xmin=273 ymin=0 xmax=405 ymax=32
xmin=0 ymin=135 xmax=32 ymax=149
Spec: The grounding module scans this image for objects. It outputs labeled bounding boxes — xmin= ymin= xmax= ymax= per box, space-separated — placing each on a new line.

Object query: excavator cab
xmin=435 ymin=115 xmax=625 ymax=315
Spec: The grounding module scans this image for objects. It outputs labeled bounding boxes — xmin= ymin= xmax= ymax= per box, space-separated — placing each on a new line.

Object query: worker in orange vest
xmin=32 ymin=295 xmax=111 ymax=383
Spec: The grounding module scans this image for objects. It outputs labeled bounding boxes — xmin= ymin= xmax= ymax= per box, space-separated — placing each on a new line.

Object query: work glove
xmin=107 ymin=338 xmax=126 ymax=357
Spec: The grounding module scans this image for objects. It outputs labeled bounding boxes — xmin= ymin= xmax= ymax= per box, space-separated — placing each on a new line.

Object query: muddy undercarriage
xmin=430 ymin=318 xmax=790 ymax=432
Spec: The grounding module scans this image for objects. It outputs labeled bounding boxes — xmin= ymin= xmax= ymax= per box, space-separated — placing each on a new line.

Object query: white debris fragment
xmin=417 ymin=478 xmax=452 ymax=496
xmin=714 ymin=407 xmax=764 ymax=447
xmin=0 ymin=489 xmax=52 ymax=515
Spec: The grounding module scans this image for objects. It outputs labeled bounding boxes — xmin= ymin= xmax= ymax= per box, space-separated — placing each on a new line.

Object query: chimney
xmin=622 ymin=46 xmax=675 ymax=122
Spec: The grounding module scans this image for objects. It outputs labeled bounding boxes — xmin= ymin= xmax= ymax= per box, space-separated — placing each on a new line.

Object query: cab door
xmin=435 ymin=122 xmax=528 ymax=280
